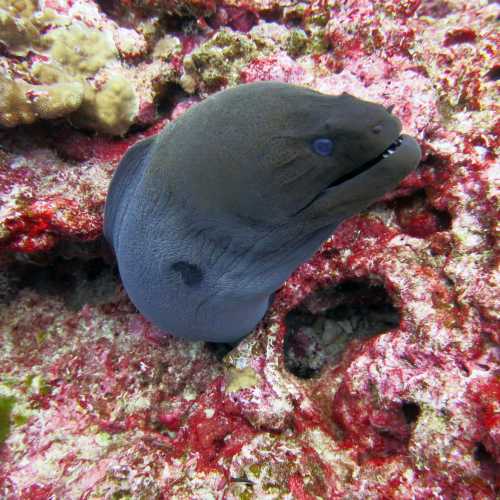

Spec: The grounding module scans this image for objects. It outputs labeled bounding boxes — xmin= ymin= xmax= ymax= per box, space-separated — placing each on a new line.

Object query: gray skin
xmin=104 ymin=81 xmax=421 ymax=343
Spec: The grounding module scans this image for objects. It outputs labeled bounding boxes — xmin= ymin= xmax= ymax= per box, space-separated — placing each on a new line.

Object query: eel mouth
xmin=293 ymin=134 xmax=420 ymax=216
xmin=327 ymin=135 xmax=404 ymax=189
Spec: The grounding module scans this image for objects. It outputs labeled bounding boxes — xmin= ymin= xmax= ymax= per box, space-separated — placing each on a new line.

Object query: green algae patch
xmin=95 ymin=431 xmax=113 ymax=447
xmin=182 ymin=29 xmax=259 ymax=92
xmin=0 ymin=395 xmax=16 ymax=443
xmin=0 ymin=375 xmax=39 ymax=443
xmin=26 ymin=374 xmax=51 ymax=397
xmin=302 ymin=8 xmax=330 ymax=55
xmin=153 ymin=35 xmax=182 ymax=61
xmin=0 ymin=375 xmax=46 ymax=442
xmin=248 ymin=20 xmax=327 ymax=59
xmin=226 ymin=367 xmax=259 ymax=393
xmin=286 ymin=28 xmax=309 ymax=57
xmin=35 ymin=329 xmax=50 ymax=346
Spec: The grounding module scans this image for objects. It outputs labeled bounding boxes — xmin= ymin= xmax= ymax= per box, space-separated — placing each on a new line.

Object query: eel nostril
xmin=386 ymin=104 xmax=395 ymax=114
xmin=372 ymin=124 xmax=383 ymax=135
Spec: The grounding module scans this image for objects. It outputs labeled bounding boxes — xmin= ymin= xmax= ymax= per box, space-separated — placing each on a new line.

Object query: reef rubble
xmin=0 ymin=0 xmax=498 ymax=498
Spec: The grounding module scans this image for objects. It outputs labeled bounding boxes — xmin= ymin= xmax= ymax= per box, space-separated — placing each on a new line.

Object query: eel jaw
xmin=327 ymin=135 xmax=405 ymax=189
xmin=294 ymin=134 xmax=421 ymax=217
xmin=321 ymin=133 xmax=421 ymax=195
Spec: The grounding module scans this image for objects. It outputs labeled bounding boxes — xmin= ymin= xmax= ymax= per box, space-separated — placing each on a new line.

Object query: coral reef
xmin=0 ymin=0 xmax=498 ymax=498
xmin=0 ymin=0 xmax=177 ymax=135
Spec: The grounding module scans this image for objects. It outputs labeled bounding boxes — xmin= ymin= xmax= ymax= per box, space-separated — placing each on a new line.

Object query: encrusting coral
xmin=48 ymin=25 xmax=117 ymax=76
xmin=0 ymin=0 xmax=41 ymax=56
xmin=0 ymin=3 xmax=140 ymax=135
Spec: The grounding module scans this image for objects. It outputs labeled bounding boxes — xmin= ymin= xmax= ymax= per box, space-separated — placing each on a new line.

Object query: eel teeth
xmin=320 ymin=136 xmax=406 ymax=193
xmin=382 ymin=136 xmax=404 ymax=156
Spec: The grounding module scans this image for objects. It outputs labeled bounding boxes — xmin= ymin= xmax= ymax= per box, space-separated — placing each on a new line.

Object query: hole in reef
xmin=473 ymin=442 xmax=498 ymax=482
xmin=401 ymin=402 xmax=421 ymax=424
xmin=9 ymin=256 xmax=119 ymax=310
xmin=159 ymin=12 xmax=200 ymax=36
xmin=485 ymin=65 xmax=500 ymax=82
xmin=156 ymin=83 xmax=189 ymax=116
xmin=84 ymin=258 xmax=106 ymax=281
xmin=282 ymin=8 xmax=303 ymax=26
xmin=205 ymin=342 xmax=235 ymax=361
xmin=126 ymin=122 xmax=154 ymax=135
xmin=389 ymin=189 xmax=452 ymax=238
xmin=158 ymin=10 xmax=198 ymax=35
xmin=284 ymin=280 xmax=400 ymax=379
xmin=95 ymin=0 xmax=126 ymax=19
xmin=95 ymin=0 xmax=151 ymax=29
xmin=259 ymin=6 xmax=283 ymax=23
xmin=0 ymin=268 xmax=22 ymax=305
xmin=474 ymin=442 xmax=495 ymax=464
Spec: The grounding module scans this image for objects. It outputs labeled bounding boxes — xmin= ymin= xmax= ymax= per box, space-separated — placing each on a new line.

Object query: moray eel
xmin=104 ymin=82 xmax=421 ymax=343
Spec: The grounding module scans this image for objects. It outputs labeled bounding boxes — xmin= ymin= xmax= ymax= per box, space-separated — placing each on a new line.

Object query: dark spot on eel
xmin=171 ymin=261 xmax=203 ymax=286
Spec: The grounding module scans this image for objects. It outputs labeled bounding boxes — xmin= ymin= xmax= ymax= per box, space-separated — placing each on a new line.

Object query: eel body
xmin=104 ymin=82 xmax=421 ymax=342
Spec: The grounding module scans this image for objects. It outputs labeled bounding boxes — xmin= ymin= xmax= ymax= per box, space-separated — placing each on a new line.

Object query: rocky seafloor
xmin=0 ymin=0 xmax=498 ymax=498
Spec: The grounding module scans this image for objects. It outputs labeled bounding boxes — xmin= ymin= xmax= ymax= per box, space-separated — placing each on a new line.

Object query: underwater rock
xmin=0 ymin=0 xmax=498 ymax=497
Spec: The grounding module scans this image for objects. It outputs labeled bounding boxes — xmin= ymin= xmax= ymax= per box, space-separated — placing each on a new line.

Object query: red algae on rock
xmin=0 ymin=0 xmax=499 ymax=498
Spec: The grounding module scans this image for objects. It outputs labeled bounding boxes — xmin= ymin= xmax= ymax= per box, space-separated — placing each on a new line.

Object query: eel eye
xmin=311 ymin=137 xmax=334 ymax=156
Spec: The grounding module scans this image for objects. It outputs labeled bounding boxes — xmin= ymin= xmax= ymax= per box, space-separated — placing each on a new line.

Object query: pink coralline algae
xmin=0 ymin=0 xmax=499 ymax=498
